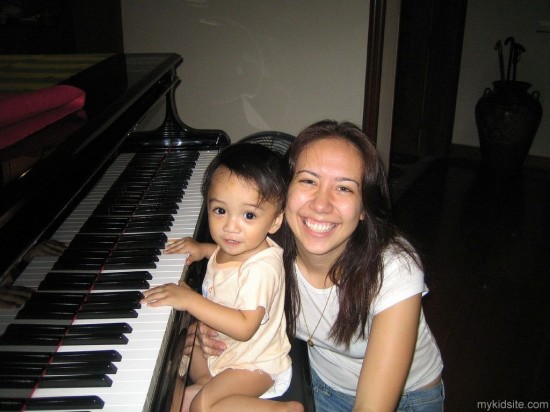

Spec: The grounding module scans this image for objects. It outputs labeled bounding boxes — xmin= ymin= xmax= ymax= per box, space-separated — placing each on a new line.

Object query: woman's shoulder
xmin=373 ymin=241 xmax=427 ymax=314
xmin=382 ymin=237 xmax=422 ymax=271
xmin=379 ymin=238 xmax=425 ymax=291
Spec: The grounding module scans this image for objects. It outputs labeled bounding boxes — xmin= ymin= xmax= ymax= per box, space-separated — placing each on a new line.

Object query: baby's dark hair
xmin=201 ymin=143 xmax=288 ymax=211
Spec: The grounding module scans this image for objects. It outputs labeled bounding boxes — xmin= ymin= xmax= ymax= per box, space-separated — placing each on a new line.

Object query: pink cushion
xmin=0 ymin=85 xmax=85 ymax=150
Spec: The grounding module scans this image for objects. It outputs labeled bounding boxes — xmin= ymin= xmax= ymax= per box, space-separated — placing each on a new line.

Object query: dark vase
xmin=475 ymin=80 xmax=542 ymax=176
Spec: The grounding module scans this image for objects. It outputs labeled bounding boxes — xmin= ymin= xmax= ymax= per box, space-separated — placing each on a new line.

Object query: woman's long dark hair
xmin=281 ymin=120 xmax=421 ymax=347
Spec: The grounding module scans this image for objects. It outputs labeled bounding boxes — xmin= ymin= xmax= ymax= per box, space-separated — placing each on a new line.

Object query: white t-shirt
xmin=295 ymin=247 xmax=443 ymax=395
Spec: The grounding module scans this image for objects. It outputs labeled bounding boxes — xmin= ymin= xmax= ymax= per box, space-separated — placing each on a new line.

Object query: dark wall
xmin=0 ymin=0 xmax=123 ymax=54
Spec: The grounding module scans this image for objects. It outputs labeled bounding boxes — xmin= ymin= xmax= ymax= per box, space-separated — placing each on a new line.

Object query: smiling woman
xmin=278 ymin=120 xmax=444 ymax=412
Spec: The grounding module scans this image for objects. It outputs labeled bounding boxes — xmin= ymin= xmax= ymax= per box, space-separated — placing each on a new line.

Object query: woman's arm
xmin=141 ymin=282 xmax=264 ymax=341
xmin=354 ymin=294 xmax=422 ymax=412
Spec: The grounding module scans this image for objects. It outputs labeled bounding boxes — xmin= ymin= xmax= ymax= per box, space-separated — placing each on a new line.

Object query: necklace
xmin=302 ymin=286 xmax=333 ymax=347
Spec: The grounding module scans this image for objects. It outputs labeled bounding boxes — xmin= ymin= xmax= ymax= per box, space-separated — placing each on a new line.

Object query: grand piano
xmin=0 ymin=53 xmax=230 ymax=411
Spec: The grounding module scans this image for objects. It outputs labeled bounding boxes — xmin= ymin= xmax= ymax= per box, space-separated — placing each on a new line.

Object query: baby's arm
xmin=164 ymin=237 xmax=216 ymax=265
xmin=141 ymin=283 xmax=264 ymax=342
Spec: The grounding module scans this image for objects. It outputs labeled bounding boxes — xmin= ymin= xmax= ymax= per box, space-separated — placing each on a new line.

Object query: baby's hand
xmin=164 ymin=237 xmax=213 ymax=265
xmin=141 ymin=282 xmax=192 ymax=311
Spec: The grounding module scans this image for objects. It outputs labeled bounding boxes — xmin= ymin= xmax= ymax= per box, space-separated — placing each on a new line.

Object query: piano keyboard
xmin=0 ymin=149 xmax=217 ymax=411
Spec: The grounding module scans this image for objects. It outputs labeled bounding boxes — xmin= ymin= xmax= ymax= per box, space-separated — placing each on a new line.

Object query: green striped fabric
xmin=0 ymin=54 xmax=112 ymax=92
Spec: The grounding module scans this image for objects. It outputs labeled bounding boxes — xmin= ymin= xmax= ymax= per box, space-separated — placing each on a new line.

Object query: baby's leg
xmin=190 ymin=368 xmax=303 ymax=412
xmin=181 ymin=345 xmax=212 ymax=412
xmin=189 ymin=344 xmax=211 ymax=385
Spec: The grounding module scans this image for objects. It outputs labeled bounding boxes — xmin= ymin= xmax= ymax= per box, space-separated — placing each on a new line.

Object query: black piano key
xmin=0 ymin=362 xmax=117 ymax=376
xmin=97 ymin=271 xmax=153 ymax=280
xmin=80 ymin=222 xmax=172 ymax=234
xmin=107 ymin=182 xmax=186 ymax=192
xmin=84 ymin=291 xmax=144 ymax=302
xmin=143 ymin=187 xmax=185 ymax=195
xmin=138 ymin=195 xmax=184 ymax=203
xmin=100 ymin=193 xmax=183 ymax=203
xmin=41 ymin=273 xmax=97 ymax=282
xmin=91 ymin=204 xmax=178 ymax=216
xmin=123 ymin=224 xmax=172 ymax=233
xmin=67 ymin=233 xmax=167 ymax=249
xmin=119 ymin=232 xmax=168 ymax=243
xmin=16 ymin=308 xmax=138 ymax=320
xmin=63 ymin=334 xmax=129 ymax=345
xmin=134 ymin=203 xmax=179 ymax=211
xmin=91 ymin=208 xmax=179 ymax=217
xmin=38 ymin=280 xmax=95 ymax=290
xmin=101 ymin=263 xmax=156 ymax=271
xmin=0 ymin=374 xmax=113 ymax=388
xmin=46 ymin=264 xmax=104 ymax=273
xmin=17 ymin=300 xmax=140 ymax=313
xmin=54 ymin=253 xmax=110 ymax=261
xmin=13 ymin=313 xmax=67 ymax=321
xmin=55 ymin=253 xmax=159 ymax=262
xmin=0 ymin=335 xmax=128 ymax=346
xmin=0 ymin=350 xmax=122 ymax=364
xmin=38 ymin=282 xmax=96 ymax=291
xmin=25 ymin=292 xmax=85 ymax=304
xmin=76 ymin=309 xmax=139 ymax=319
xmin=105 ymin=255 xmax=159 ymax=264
xmin=15 ymin=304 xmax=80 ymax=318
xmin=90 ymin=279 xmax=151 ymax=289
xmin=51 ymin=261 xmax=156 ymax=272
xmin=79 ymin=225 xmax=128 ymax=234
xmin=109 ymin=249 xmax=161 ymax=257
xmin=78 ymin=322 xmax=134 ymax=333
xmin=114 ymin=240 xmax=167 ymax=250
xmin=3 ymin=322 xmax=133 ymax=336
xmin=0 ymin=395 xmax=105 ymax=410
xmin=38 ymin=270 xmax=153 ymax=291
xmin=67 ymin=234 xmax=119 ymax=248
xmin=24 ymin=291 xmax=143 ymax=306
xmin=80 ymin=301 xmax=142 ymax=310
xmin=58 ymin=250 xmax=160 ymax=259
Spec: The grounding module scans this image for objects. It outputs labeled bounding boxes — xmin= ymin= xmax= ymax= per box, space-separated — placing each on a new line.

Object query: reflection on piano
xmin=0 ymin=54 xmax=229 ymax=411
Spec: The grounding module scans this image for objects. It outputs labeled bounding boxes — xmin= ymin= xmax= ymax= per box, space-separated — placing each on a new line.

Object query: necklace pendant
xmin=307 ymin=338 xmax=314 ymax=347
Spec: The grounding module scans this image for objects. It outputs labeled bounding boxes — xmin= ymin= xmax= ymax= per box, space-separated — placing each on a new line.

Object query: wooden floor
xmin=391 ymin=156 xmax=550 ymax=411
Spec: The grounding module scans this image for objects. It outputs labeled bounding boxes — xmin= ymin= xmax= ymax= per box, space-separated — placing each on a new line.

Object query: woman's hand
xmin=164 ymin=238 xmax=216 ymax=266
xmin=184 ymin=321 xmax=227 ymax=358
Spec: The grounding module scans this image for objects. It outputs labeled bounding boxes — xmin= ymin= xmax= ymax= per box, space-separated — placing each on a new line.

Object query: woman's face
xmin=285 ymin=137 xmax=365 ymax=262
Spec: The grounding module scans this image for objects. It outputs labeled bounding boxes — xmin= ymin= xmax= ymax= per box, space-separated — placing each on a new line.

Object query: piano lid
xmin=0 ymin=53 xmax=183 ymax=276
